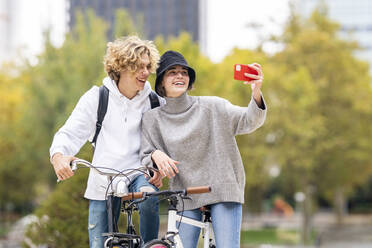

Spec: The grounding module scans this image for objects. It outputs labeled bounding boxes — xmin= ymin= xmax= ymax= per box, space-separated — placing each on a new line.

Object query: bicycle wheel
xmin=143 ymin=239 xmax=170 ymax=248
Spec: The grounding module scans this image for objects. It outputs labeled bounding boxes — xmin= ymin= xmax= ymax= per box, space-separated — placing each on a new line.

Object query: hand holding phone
xmin=234 ymin=64 xmax=259 ymax=82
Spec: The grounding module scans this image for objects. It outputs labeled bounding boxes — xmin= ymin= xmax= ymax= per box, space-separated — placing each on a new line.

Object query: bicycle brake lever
xmin=180 ymin=194 xmax=192 ymax=200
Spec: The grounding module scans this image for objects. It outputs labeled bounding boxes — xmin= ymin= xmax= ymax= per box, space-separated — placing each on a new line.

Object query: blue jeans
xmin=88 ymin=174 xmax=159 ymax=248
xmin=178 ymin=202 xmax=242 ymax=248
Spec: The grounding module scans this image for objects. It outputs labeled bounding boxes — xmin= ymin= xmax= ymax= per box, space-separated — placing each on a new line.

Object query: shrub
xmin=25 ymin=170 xmax=89 ymax=248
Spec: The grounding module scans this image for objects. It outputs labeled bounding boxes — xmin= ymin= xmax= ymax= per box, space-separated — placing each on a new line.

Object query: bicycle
xmin=63 ymin=159 xmax=214 ymax=248
xmin=63 ymin=158 xmax=158 ymax=248
xmin=122 ymin=186 xmax=216 ymax=248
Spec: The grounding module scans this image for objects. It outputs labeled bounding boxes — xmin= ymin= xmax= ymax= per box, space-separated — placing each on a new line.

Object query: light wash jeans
xmin=178 ymin=202 xmax=242 ymax=248
xmin=88 ymin=174 xmax=159 ymax=248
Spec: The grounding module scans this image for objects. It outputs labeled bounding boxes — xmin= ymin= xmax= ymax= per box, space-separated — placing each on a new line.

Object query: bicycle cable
xmin=73 ymin=162 xmax=195 ymax=239
xmin=176 ymin=192 xmax=186 ymax=230
xmin=73 ymin=163 xmax=155 ymax=233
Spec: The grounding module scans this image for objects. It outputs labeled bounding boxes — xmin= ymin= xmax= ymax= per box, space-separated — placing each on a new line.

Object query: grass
xmin=195 ymin=228 xmax=302 ymax=247
xmin=241 ymin=228 xmax=300 ymax=245
xmin=0 ymin=224 xmax=10 ymax=239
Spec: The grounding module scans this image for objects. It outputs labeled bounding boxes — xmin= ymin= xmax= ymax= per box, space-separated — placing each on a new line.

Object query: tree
xmin=21 ymin=10 xmax=107 ymax=188
xmin=270 ymin=6 xmax=372 ymax=242
xmin=0 ymin=67 xmax=38 ymax=214
xmin=25 ymin=170 xmax=89 ymax=247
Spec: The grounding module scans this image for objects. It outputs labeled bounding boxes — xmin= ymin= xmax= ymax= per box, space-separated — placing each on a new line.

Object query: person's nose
xmin=175 ymin=71 xmax=183 ymax=78
xmin=142 ymin=67 xmax=150 ymax=77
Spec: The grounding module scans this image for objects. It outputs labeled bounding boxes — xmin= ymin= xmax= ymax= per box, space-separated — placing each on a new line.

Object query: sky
xmin=205 ymin=0 xmax=290 ymax=62
xmin=0 ymin=0 xmax=67 ymax=64
xmin=0 ymin=0 xmax=290 ymax=64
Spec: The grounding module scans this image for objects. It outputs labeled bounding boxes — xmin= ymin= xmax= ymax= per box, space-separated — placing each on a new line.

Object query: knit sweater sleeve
xmin=222 ymin=94 xmax=267 ymax=136
xmin=140 ymin=113 xmax=157 ymax=169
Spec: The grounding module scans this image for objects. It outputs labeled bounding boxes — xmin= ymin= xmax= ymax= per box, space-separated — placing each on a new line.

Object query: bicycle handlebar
xmin=69 ymin=159 xmax=153 ymax=177
xmin=186 ymin=186 xmax=211 ymax=195
xmin=122 ymin=192 xmax=144 ymax=201
xmin=122 ymin=186 xmax=212 ymax=201
xmin=64 ymin=159 xmax=212 ymax=203
xmin=57 ymin=159 xmax=157 ymax=183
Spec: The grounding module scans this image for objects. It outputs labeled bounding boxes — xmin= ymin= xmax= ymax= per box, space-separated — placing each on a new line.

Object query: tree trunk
xmin=246 ymin=185 xmax=264 ymax=213
xmin=334 ymin=186 xmax=347 ymax=225
xmin=301 ymin=185 xmax=314 ymax=244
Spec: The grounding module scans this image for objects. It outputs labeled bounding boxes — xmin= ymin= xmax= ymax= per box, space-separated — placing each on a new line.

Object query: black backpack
xmin=90 ymin=85 xmax=160 ymax=147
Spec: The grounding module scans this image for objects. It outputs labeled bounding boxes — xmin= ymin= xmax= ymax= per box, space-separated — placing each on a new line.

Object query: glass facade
xmin=294 ymin=0 xmax=372 ymax=74
xmin=68 ymin=0 xmax=200 ymax=42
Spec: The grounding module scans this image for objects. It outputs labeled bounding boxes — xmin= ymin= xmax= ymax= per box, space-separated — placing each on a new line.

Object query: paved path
xmin=2 ymin=213 xmax=372 ymax=247
xmin=0 ymin=215 xmax=43 ymax=248
xmin=242 ymin=212 xmax=372 ymax=248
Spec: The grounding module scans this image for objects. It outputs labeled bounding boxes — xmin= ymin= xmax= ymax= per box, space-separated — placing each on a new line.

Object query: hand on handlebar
xmin=51 ymin=153 xmax=76 ymax=181
xmin=151 ymin=150 xmax=179 ymax=179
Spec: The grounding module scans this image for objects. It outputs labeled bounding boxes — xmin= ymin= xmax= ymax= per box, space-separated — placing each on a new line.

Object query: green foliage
xmin=0 ymin=67 xmax=38 ymax=214
xmin=20 ymin=10 xmax=107 ymax=189
xmin=25 ymin=170 xmax=89 ymax=248
xmin=241 ymin=228 xmax=301 ymax=245
xmin=113 ymin=8 xmax=143 ymax=38
xmin=154 ymin=32 xmax=215 ymax=96
xmin=273 ymin=9 xmax=372 ymax=203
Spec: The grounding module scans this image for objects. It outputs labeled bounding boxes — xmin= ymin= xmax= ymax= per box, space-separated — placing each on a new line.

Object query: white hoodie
xmin=50 ymin=77 xmax=164 ymax=200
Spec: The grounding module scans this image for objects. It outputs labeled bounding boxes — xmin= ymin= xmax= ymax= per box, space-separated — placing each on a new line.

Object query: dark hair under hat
xmin=155 ymin=50 xmax=196 ymax=97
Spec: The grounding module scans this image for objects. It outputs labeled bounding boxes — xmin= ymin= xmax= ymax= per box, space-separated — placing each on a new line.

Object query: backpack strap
xmin=90 ymin=85 xmax=109 ymax=147
xmin=149 ymin=91 xmax=160 ymax=109
xmin=91 ymin=88 xmax=158 ymax=148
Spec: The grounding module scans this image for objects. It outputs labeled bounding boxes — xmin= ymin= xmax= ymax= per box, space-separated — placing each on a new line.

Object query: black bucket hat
xmin=155 ymin=50 xmax=196 ymax=97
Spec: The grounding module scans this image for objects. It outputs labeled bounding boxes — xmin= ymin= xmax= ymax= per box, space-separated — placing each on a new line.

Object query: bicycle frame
xmin=124 ymin=187 xmax=213 ymax=248
xmin=64 ymin=159 xmax=156 ymax=248
xmin=103 ymin=196 xmax=141 ymax=248
xmin=67 ymin=161 xmax=213 ymax=248
xmin=164 ymin=196 xmax=215 ymax=248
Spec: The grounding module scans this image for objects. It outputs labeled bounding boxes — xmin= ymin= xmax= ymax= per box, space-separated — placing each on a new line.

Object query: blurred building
xmin=0 ymin=0 xmax=208 ymax=64
xmin=294 ymin=0 xmax=372 ymax=74
xmin=0 ymin=0 xmax=68 ymax=64
xmin=68 ymin=0 xmax=206 ymax=44
xmin=0 ymin=0 xmax=16 ymax=63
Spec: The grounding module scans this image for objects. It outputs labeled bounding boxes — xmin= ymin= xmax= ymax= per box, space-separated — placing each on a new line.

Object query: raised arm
xmin=226 ymin=63 xmax=267 ymax=135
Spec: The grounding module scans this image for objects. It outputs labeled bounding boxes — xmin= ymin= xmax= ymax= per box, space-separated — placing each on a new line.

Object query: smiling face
xmin=119 ymin=53 xmax=151 ymax=98
xmin=162 ymin=65 xmax=190 ymax=98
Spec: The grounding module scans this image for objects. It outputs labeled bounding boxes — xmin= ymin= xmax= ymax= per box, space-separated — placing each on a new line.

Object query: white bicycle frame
xmin=165 ymin=208 xmax=215 ymax=248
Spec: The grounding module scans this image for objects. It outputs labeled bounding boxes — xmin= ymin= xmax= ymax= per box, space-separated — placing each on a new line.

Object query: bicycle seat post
xmin=201 ymin=208 xmax=215 ymax=248
xmin=203 ymin=209 xmax=212 ymax=223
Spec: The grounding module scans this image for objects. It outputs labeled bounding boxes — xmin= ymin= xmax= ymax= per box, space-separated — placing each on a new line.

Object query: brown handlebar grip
xmin=122 ymin=192 xmax=144 ymax=201
xmin=186 ymin=186 xmax=212 ymax=195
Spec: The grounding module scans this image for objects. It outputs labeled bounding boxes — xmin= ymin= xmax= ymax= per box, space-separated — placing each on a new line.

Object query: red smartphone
xmin=234 ymin=64 xmax=258 ymax=81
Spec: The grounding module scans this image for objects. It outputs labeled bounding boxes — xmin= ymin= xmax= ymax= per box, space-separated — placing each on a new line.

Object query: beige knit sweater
xmin=140 ymin=92 xmax=266 ymax=210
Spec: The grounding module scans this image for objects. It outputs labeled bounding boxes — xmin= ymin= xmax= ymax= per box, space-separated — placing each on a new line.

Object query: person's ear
xmin=109 ymin=71 xmax=120 ymax=84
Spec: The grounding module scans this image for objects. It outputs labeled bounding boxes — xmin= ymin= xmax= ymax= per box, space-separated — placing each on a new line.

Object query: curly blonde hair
xmin=103 ymin=36 xmax=160 ymax=82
